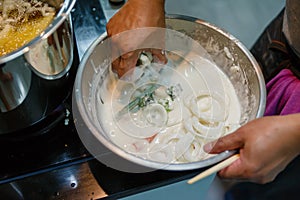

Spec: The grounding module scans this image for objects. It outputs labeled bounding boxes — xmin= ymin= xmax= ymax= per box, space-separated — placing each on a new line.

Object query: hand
xmin=106 ymin=0 xmax=167 ymax=78
xmin=204 ymin=114 xmax=300 ymax=183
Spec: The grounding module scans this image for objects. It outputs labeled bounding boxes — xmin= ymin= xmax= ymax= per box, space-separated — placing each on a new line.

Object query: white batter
xmin=95 ymin=52 xmax=241 ymax=164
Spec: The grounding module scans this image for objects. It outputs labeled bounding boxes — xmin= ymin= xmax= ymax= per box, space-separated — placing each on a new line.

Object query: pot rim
xmin=0 ymin=0 xmax=76 ymax=64
xmin=74 ymin=14 xmax=266 ymax=171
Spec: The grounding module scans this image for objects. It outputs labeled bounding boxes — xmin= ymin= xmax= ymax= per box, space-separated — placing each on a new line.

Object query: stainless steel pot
xmin=73 ymin=15 xmax=266 ymax=171
xmin=0 ymin=0 xmax=76 ymax=134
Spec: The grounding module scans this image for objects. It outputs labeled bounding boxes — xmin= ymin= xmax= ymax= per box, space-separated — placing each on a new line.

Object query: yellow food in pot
xmin=0 ymin=0 xmax=56 ymax=56
xmin=0 ymin=14 xmax=54 ymax=56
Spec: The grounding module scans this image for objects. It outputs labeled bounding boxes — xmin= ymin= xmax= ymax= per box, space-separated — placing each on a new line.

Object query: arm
xmin=204 ymin=113 xmax=300 ymax=183
xmin=106 ymin=0 xmax=166 ymax=77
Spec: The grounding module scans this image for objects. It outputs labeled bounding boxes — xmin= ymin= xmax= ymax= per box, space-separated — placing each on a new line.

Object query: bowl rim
xmin=74 ymin=14 xmax=266 ymax=171
xmin=166 ymin=14 xmax=266 ymax=119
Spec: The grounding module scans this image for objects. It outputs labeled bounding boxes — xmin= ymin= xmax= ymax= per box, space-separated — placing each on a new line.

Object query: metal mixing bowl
xmin=73 ymin=15 xmax=266 ymax=171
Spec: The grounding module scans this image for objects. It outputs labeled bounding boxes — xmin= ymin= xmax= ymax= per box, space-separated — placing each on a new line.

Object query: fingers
xmin=112 ymin=50 xmax=140 ymax=78
xmin=217 ymin=154 xmax=275 ymax=183
xmin=217 ymin=158 xmax=247 ymax=180
xmin=112 ymin=49 xmax=168 ymax=78
xmin=204 ymin=130 xmax=244 ymax=154
xmin=151 ymin=49 xmax=168 ymax=64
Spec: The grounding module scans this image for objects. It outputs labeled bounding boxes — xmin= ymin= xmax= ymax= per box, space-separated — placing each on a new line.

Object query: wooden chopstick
xmin=187 ymin=154 xmax=240 ymax=184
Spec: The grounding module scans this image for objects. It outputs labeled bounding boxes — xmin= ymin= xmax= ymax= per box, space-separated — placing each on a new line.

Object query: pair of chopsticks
xmin=187 ymin=154 xmax=240 ymax=184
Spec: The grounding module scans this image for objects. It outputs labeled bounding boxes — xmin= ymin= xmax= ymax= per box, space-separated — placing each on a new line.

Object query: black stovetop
xmin=0 ymin=97 xmax=201 ymax=199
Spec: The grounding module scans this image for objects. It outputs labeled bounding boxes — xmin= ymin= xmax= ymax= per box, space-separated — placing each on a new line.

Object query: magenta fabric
xmin=265 ymin=69 xmax=300 ymax=116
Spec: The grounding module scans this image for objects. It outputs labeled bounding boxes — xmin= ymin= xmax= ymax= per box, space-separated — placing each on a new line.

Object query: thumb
xmin=203 ymin=132 xmax=244 ymax=154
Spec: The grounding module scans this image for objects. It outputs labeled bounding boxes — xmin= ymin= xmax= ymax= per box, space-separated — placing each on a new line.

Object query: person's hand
xmin=204 ymin=114 xmax=300 ymax=183
xmin=106 ymin=0 xmax=167 ymax=78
